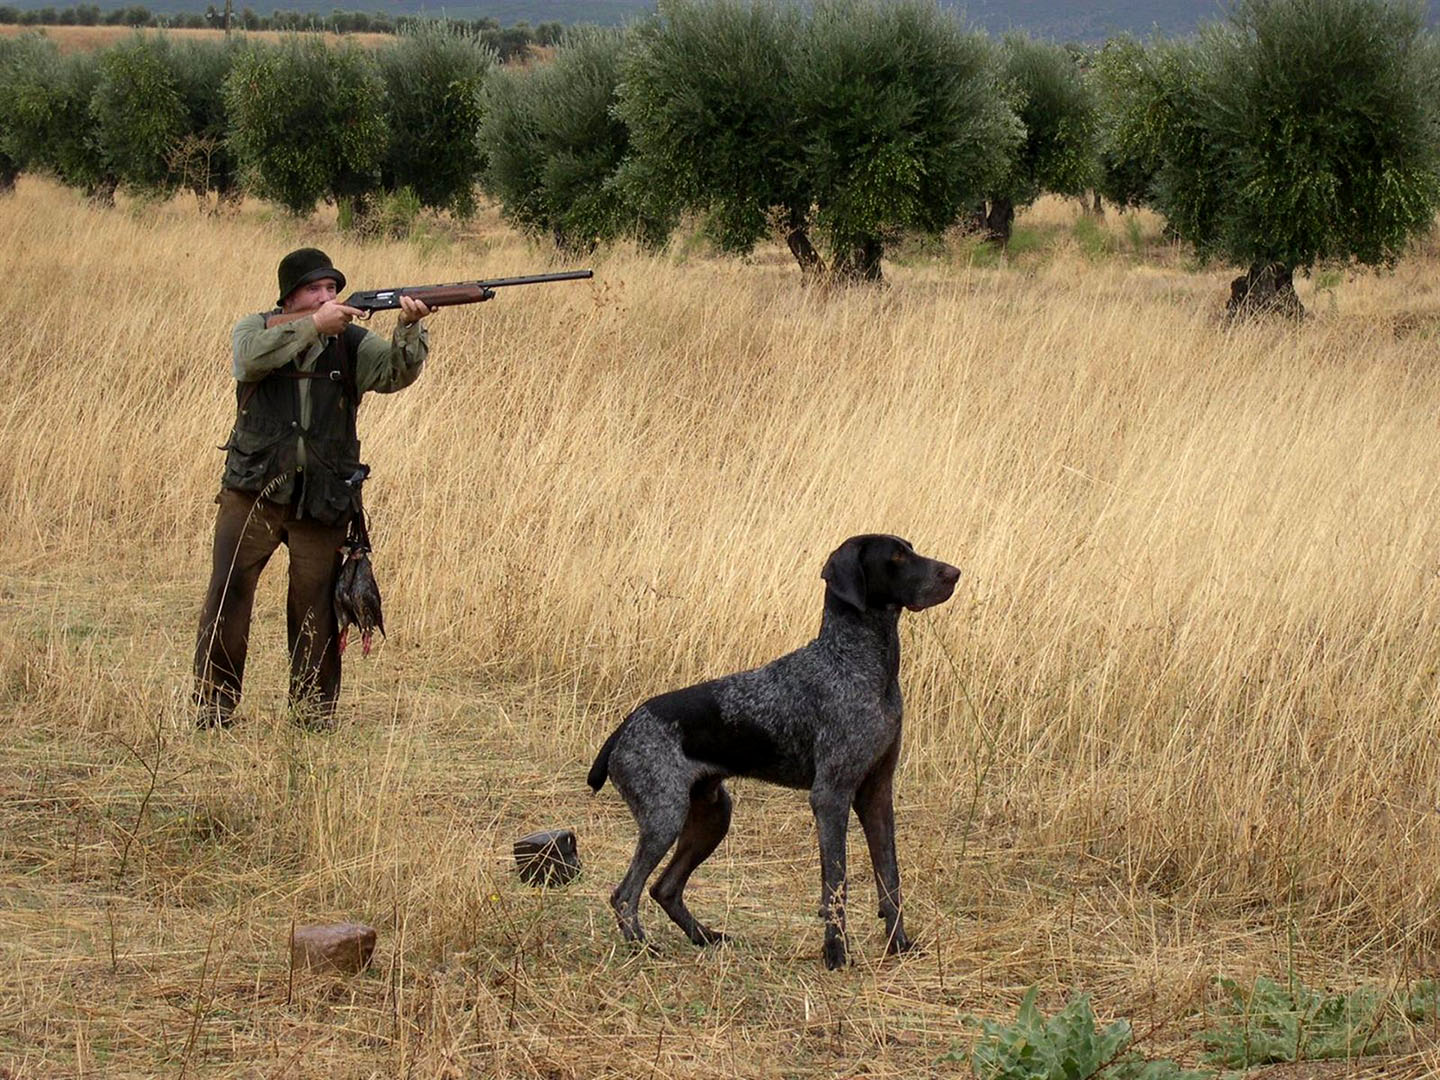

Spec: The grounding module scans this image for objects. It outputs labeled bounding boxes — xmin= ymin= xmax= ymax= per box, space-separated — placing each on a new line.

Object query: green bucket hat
xmin=276 ymin=248 xmax=347 ymax=307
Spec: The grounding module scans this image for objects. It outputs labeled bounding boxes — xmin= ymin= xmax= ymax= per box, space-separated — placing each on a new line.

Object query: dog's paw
xmin=690 ymin=927 xmax=731 ymax=947
xmin=886 ymin=929 xmax=915 ymax=956
xmin=627 ymin=939 xmax=663 ymax=958
xmin=822 ymin=935 xmax=850 ymax=970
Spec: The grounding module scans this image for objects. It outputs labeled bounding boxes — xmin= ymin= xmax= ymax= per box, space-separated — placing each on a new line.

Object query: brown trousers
xmin=194 ymin=488 xmax=350 ymax=722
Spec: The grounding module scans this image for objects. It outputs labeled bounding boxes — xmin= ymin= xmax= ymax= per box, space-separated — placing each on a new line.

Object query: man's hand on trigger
xmin=312 ymin=300 xmax=364 ymax=336
xmin=398 ymin=295 xmax=432 ymax=327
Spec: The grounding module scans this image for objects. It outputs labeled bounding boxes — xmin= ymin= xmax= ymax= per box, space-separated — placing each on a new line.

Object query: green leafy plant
xmin=1071 ymin=214 xmax=1113 ymax=260
xmin=959 ymin=987 xmax=1208 ymax=1080
xmin=0 ymin=33 xmax=113 ymax=198
xmin=1199 ymin=976 xmax=1406 ymax=1067
xmin=90 ymin=32 xmax=186 ymax=196
xmin=169 ymin=37 xmax=243 ymax=204
xmin=375 ymin=184 xmax=424 ymax=240
xmin=614 ymin=0 xmax=816 ymax=272
xmin=1116 ymin=0 xmax=1440 ymax=317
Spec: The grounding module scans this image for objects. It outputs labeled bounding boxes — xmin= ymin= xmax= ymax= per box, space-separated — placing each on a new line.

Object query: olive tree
xmin=1168 ymin=0 xmax=1440 ymax=317
xmin=792 ymin=0 xmax=1020 ymax=280
xmin=979 ymin=34 xmax=1098 ymax=245
xmin=0 ymin=36 xmax=29 ymax=190
xmin=378 ymin=23 xmax=494 ymax=217
xmin=1089 ymin=36 xmax=1159 ymax=212
xmin=90 ymin=33 xmax=186 ymax=196
xmin=224 ymin=37 xmax=387 ymax=219
xmin=0 ymin=36 xmax=112 ymax=200
xmin=614 ymin=0 xmax=821 ymax=274
xmin=170 ymin=37 xmax=244 ymax=206
xmin=482 ymin=27 xmax=667 ymax=250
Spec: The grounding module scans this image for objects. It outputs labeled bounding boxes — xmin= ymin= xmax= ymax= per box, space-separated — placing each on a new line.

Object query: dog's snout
xmin=938 ymin=563 xmax=960 ymax=585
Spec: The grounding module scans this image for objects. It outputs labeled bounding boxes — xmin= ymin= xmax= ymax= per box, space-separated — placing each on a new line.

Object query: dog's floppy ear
xmin=821 ymin=537 xmax=868 ymax=611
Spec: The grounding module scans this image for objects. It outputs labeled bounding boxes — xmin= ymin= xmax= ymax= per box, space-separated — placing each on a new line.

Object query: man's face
xmin=283 ymin=276 xmax=340 ymax=313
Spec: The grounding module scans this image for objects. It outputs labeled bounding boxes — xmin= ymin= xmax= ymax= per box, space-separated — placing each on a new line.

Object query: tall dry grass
xmin=3 ymin=178 xmax=1440 ymax=1076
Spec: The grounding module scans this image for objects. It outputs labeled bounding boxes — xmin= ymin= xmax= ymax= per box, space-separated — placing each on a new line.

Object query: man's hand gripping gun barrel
xmin=266 ymin=269 xmax=594 ymax=329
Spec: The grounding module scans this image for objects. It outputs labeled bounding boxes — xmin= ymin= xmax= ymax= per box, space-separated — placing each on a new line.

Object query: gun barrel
xmin=482 ymin=270 xmax=595 ymax=289
xmin=344 ymin=270 xmax=593 ymax=312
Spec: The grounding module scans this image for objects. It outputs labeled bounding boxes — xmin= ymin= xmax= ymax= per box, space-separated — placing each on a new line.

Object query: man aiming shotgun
xmin=194 ymin=247 xmax=590 ymax=731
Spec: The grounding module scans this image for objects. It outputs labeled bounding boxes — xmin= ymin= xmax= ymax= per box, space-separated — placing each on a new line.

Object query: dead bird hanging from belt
xmin=335 ymin=467 xmax=385 ymax=657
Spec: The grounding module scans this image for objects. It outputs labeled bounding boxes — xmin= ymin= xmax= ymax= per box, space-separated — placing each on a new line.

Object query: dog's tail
xmin=586 ymin=720 xmax=627 ymax=793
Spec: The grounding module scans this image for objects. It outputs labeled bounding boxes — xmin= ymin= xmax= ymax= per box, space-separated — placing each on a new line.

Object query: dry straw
xmin=2 ymin=178 xmax=1439 ymax=1076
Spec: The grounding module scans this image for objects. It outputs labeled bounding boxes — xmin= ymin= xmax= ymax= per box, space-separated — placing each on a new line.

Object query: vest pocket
xmin=222 ymin=426 xmax=291 ymax=492
xmin=308 ymin=467 xmax=360 ymax=526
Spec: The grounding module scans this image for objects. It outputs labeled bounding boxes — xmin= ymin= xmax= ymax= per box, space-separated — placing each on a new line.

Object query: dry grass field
xmin=3 ymin=176 xmax=1440 ymax=1077
xmin=0 ymin=24 xmax=397 ymax=53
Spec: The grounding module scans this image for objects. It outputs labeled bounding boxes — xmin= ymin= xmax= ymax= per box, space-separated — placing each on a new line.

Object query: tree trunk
xmin=983 ymin=197 xmax=1014 ymax=246
xmin=1225 ymin=261 xmax=1304 ymax=321
xmin=87 ymin=175 xmax=117 ymax=208
xmin=831 ymin=235 xmax=884 ymax=283
xmin=340 ymin=192 xmax=380 ymax=237
xmin=785 ymin=225 xmax=825 ymax=280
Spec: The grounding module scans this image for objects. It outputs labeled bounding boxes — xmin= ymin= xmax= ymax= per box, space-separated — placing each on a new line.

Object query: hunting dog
xmin=587 ymin=534 xmax=960 ymax=969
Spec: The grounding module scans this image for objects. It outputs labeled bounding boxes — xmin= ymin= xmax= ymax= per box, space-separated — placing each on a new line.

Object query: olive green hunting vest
xmin=220 ymin=319 xmax=369 ymax=525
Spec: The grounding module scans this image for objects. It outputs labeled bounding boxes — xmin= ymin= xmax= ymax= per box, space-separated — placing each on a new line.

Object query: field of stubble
xmin=3 ymin=176 xmax=1440 ymax=1077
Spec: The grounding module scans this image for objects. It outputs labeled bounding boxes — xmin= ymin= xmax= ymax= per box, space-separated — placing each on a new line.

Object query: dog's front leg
xmin=810 ymin=784 xmax=851 ymax=969
xmin=854 ymin=759 xmax=911 ymax=956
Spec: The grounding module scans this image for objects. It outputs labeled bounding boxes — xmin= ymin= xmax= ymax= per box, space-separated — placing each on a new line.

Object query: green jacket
xmin=220 ymin=312 xmax=428 ymax=522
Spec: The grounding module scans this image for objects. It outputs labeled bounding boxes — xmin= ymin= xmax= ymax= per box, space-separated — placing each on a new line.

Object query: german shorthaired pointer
xmin=587 ymin=534 xmax=960 ymax=969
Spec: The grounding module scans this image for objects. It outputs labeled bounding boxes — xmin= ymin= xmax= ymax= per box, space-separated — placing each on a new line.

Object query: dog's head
xmin=820 ymin=534 xmax=960 ymax=613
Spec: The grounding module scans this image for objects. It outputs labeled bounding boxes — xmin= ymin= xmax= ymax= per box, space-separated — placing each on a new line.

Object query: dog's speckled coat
xmin=588 ymin=534 xmax=960 ymax=969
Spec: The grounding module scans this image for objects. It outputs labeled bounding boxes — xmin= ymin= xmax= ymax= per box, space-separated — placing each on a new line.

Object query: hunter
xmin=194 ymin=248 xmax=432 ymax=730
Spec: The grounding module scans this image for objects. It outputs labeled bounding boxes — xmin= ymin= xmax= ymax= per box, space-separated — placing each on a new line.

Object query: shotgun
xmin=266 ymin=269 xmax=593 ymax=327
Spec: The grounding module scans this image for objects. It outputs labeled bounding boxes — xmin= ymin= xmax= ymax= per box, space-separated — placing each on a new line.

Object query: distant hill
xmin=4 ymin=0 xmax=1436 ymax=41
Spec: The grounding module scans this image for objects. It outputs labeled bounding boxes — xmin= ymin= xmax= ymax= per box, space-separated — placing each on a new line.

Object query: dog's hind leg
xmin=650 ymin=777 xmax=733 ymax=946
xmin=610 ymin=779 xmax=690 ymax=947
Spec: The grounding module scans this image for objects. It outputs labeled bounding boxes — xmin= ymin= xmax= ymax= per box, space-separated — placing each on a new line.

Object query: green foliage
xmin=1089 ymin=35 xmax=1160 ymax=209
xmin=378 ymin=22 xmax=493 ymax=217
xmin=615 ymin=0 xmax=809 ymax=255
xmin=1197 ymin=976 xmax=1427 ymax=1067
xmin=170 ymin=37 xmax=243 ymax=197
xmin=961 ymin=988 xmax=1208 ymax=1080
xmin=0 ymin=35 xmax=109 ymax=193
xmin=224 ymin=36 xmax=387 ymax=216
xmin=1199 ymin=0 xmax=1440 ymax=271
xmin=1098 ymin=36 xmax=1224 ymax=252
xmin=481 ymin=26 xmax=667 ymax=251
xmin=792 ymin=0 xmax=1021 ymax=273
xmin=992 ymin=34 xmax=1099 ymax=208
xmin=90 ymin=33 xmax=185 ymax=195
xmin=0 ymin=35 xmax=29 ymax=186
xmin=374 ymin=184 xmax=424 ymax=239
